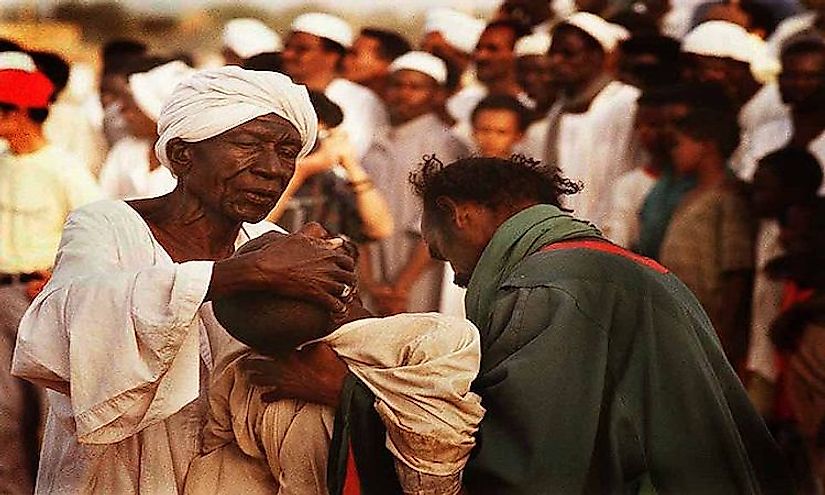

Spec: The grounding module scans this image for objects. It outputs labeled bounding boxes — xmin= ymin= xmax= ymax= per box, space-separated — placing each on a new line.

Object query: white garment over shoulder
xmin=99 ymin=137 xmax=177 ymax=200
xmin=555 ymin=81 xmax=640 ymax=229
xmin=325 ymin=78 xmax=388 ymax=159
xmin=12 ymin=199 xmax=276 ymax=494
xmin=736 ymin=117 xmax=825 ymax=194
xmin=746 ymin=221 xmax=784 ymax=382
xmin=730 ymin=84 xmax=790 ymax=175
xmin=185 ymin=313 xmax=484 ymax=495
xmin=603 ymin=167 xmax=659 ymax=249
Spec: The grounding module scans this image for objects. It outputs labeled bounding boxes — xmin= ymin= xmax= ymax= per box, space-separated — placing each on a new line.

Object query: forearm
xmin=343 ymin=157 xmax=394 ymax=240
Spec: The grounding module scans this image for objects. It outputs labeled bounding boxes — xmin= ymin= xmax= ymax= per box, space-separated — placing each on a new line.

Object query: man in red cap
xmin=0 ymin=66 xmax=100 ymax=494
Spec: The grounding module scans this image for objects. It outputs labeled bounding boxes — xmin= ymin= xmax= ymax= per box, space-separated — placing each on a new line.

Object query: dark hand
xmin=238 ymin=229 xmax=357 ymax=313
xmin=242 ymin=343 xmax=348 ymax=407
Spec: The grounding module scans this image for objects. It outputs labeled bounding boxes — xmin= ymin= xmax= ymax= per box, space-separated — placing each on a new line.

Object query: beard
xmin=454 ymin=271 xmax=471 ymax=288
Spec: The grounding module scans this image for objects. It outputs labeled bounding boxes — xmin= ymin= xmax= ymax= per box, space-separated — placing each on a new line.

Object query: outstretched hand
xmin=242 ymin=343 xmax=349 ymax=408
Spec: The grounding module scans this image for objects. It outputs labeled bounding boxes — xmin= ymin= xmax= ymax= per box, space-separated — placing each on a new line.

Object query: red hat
xmin=0 ymin=69 xmax=54 ymax=109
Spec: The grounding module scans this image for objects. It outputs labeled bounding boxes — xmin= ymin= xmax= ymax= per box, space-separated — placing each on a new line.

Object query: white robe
xmin=730 ymin=84 xmax=790 ymax=176
xmin=184 ymin=313 xmax=484 ymax=495
xmin=736 ymin=117 xmax=825 ymax=194
xmin=553 ymin=81 xmax=640 ymax=229
xmin=12 ymin=199 xmax=274 ymax=494
xmin=325 ymin=78 xmax=388 ymax=159
xmin=99 ymin=137 xmax=178 ymax=200
xmin=603 ymin=167 xmax=659 ymax=249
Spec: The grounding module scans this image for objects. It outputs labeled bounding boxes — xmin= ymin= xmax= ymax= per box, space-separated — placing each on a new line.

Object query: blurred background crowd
xmin=1 ymin=0 xmax=825 ymax=492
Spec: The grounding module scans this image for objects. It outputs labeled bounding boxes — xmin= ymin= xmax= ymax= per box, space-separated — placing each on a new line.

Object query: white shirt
xmin=12 ymin=200 xmax=274 ymax=494
xmin=325 ymin=78 xmax=388 ymax=159
xmin=554 ymin=81 xmax=641 ymax=229
xmin=0 ymin=144 xmax=101 ymax=273
xmin=604 ymin=167 xmax=659 ymax=249
xmin=99 ymin=137 xmax=177 ymax=200
xmin=737 ymin=117 xmax=825 ymax=194
xmin=731 ymin=84 xmax=790 ymax=175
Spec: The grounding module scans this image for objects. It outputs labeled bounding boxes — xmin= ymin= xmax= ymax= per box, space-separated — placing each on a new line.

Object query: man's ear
xmin=436 ymin=196 xmax=473 ymax=230
xmin=166 ymin=138 xmax=193 ymax=177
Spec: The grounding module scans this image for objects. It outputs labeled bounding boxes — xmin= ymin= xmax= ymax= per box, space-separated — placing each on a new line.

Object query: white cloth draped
xmin=99 ymin=137 xmax=177 ymax=200
xmin=12 ymin=200 xmax=275 ymax=494
xmin=185 ymin=313 xmax=484 ymax=494
xmin=155 ymin=66 xmax=318 ymax=168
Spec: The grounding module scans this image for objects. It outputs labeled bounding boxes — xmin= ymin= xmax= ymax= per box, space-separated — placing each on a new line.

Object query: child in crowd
xmin=470 ymin=94 xmax=530 ymax=158
xmin=184 ymin=235 xmax=484 ymax=495
xmin=659 ymin=108 xmax=755 ymax=370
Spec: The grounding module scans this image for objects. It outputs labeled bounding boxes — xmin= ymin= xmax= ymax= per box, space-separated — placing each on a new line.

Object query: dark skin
xmin=264 ymin=197 xmax=535 ymax=407
xmin=548 ymin=26 xmax=606 ymax=99
xmin=779 ymin=50 xmax=825 ymax=147
xmin=474 ymin=26 xmax=522 ymax=96
xmin=128 ymin=113 xmax=357 ymax=313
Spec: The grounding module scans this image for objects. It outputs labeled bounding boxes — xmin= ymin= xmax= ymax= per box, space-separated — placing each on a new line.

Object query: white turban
xmin=389 ymin=51 xmax=448 ymax=85
xmin=0 ymin=52 xmax=36 ymax=72
xmin=683 ymin=20 xmax=780 ymax=83
xmin=155 ymin=66 xmax=318 ymax=168
xmin=424 ymin=8 xmax=486 ymax=54
xmin=129 ymin=61 xmax=196 ymax=122
xmin=559 ymin=12 xmax=630 ymax=52
xmin=223 ymin=18 xmax=283 ymax=59
xmin=291 ymin=13 xmax=353 ymax=49
xmin=515 ymin=32 xmax=552 ymax=57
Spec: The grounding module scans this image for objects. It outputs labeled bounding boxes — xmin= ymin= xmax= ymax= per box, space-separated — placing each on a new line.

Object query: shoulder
xmin=67 ymin=199 xmax=137 ymax=226
xmin=327 ymin=79 xmax=382 ymax=106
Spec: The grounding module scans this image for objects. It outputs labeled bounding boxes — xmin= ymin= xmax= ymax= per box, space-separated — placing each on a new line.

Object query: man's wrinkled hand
xmin=242 ymin=344 xmax=348 ymax=408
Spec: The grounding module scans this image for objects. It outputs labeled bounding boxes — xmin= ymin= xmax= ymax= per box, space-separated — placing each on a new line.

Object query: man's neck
xmin=7 ymin=128 xmax=46 ymax=155
xmin=131 ymin=190 xmax=242 ymax=261
xmin=485 ymin=76 xmax=521 ymax=97
xmin=299 ymin=71 xmax=337 ymax=92
xmin=695 ymin=157 xmax=727 ymax=189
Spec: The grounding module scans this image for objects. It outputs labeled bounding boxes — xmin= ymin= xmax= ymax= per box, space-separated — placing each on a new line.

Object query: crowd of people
xmin=1 ymin=0 xmax=825 ymax=492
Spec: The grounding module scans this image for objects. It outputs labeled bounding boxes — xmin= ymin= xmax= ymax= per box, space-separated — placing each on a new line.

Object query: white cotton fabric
xmin=0 ymin=51 xmax=36 ymax=72
xmin=185 ymin=313 xmax=484 ymax=494
xmin=515 ymin=32 xmax=552 ymax=57
xmin=324 ymin=78 xmax=388 ymax=159
xmin=154 ymin=66 xmax=318 ymax=168
xmin=390 ymin=51 xmax=447 ymax=85
xmin=291 ymin=12 xmax=353 ymax=49
xmin=99 ymin=136 xmax=177 ymax=200
xmin=683 ymin=21 xmax=780 ymax=82
xmin=561 ymin=12 xmax=630 ymax=52
xmin=223 ymin=18 xmax=283 ymax=58
xmin=129 ymin=61 xmax=196 ymax=122
xmin=424 ymin=8 xmax=486 ymax=54
xmin=604 ymin=167 xmax=659 ymax=248
xmin=11 ymin=200 xmax=277 ymax=494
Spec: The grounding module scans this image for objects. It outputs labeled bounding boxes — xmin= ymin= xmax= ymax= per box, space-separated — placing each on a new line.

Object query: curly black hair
xmin=409 ymin=154 xmax=581 ymax=216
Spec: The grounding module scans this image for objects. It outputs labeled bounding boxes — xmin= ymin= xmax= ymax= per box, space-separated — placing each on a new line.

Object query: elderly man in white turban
xmin=222 ymin=18 xmax=283 ymax=66
xmin=12 ymin=66 xmax=360 ymax=494
xmin=682 ymin=20 xmax=788 ymax=175
xmin=359 ymin=52 xmax=469 ymax=316
xmin=98 ymin=60 xmax=194 ymax=200
xmin=538 ymin=12 xmax=640 ymax=230
xmin=282 ymin=12 xmax=388 ymax=159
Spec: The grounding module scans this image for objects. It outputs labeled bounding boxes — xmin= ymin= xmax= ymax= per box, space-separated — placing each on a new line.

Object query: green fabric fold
xmin=465 ymin=204 xmax=601 ymax=331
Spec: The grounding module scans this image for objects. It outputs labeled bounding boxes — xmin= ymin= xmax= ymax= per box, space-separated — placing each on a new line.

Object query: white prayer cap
xmin=682 ymin=21 xmax=759 ymax=63
xmin=683 ymin=20 xmax=780 ymax=82
xmin=129 ymin=61 xmax=196 ymax=122
xmin=389 ymin=51 xmax=448 ymax=85
xmin=515 ymin=32 xmax=552 ymax=57
xmin=155 ymin=66 xmax=317 ymax=168
xmin=223 ymin=18 xmax=283 ymax=59
xmin=291 ymin=13 xmax=353 ymax=49
xmin=0 ymin=51 xmax=36 ymax=72
xmin=424 ymin=7 xmax=486 ymax=54
xmin=559 ymin=12 xmax=630 ymax=52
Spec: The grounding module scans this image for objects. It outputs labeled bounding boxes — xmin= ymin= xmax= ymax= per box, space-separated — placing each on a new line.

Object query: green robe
xmin=329 ymin=205 xmax=793 ymax=494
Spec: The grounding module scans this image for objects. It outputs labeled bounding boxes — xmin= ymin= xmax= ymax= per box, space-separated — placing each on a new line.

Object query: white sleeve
xmin=12 ymin=205 xmax=213 ymax=444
